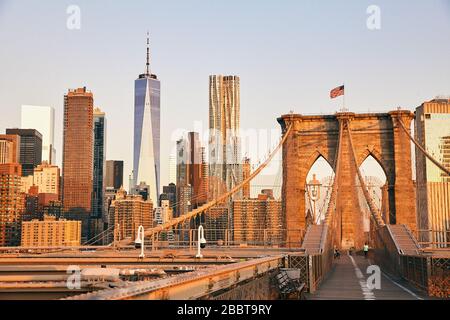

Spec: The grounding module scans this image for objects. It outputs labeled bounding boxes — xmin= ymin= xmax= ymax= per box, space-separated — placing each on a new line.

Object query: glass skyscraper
xmin=133 ymin=34 xmax=160 ymax=204
xmin=92 ymin=108 xmax=106 ymax=221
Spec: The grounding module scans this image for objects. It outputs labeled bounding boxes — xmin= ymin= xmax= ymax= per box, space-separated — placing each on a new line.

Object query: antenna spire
xmin=146 ymin=31 xmax=150 ymax=76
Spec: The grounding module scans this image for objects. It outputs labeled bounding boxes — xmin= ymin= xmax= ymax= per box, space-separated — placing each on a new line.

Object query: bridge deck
xmin=307 ymin=254 xmax=428 ymax=300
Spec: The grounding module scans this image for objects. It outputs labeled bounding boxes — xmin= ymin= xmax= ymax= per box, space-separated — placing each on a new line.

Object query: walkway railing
xmin=139 ymin=228 xmax=306 ymax=250
xmin=413 ymin=229 xmax=450 ymax=249
xmin=287 ymin=251 xmax=331 ymax=293
xmin=400 ymin=255 xmax=450 ymax=298
xmin=372 ymin=225 xmax=402 ymax=275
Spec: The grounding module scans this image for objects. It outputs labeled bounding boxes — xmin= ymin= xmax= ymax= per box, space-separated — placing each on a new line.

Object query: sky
xmin=0 ymin=0 xmax=449 ymax=193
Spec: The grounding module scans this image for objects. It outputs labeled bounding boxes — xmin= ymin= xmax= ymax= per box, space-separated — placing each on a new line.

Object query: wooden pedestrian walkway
xmin=307 ymin=254 xmax=428 ymax=300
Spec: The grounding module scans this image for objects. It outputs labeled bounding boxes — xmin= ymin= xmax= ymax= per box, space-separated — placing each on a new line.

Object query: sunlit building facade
xmin=111 ymin=190 xmax=153 ymax=240
xmin=415 ymin=98 xmax=450 ymax=247
xmin=62 ymin=87 xmax=94 ymax=240
xmin=0 ymin=134 xmax=20 ymax=164
xmin=208 ymin=75 xmax=242 ymax=201
xmin=232 ymin=190 xmax=282 ymax=245
xmin=33 ymin=162 xmax=60 ymax=196
xmin=21 ymin=215 xmax=81 ymax=248
xmin=0 ymin=163 xmax=25 ymax=246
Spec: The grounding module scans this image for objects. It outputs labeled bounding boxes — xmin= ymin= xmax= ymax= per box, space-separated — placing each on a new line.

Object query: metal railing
xmin=400 ymin=255 xmax=450 ymax=298
xmin=146 ymin=228 xmax=306 ymax=250
xmin=412 ymin=229 xmax=450 ymax=249
xmin=64 ymin=255 xmax=286 ymax=300
xmin=287 ymin=250 xmax=332 ymax=293
xmin=372 ymin=225 xmax=402 ymax=275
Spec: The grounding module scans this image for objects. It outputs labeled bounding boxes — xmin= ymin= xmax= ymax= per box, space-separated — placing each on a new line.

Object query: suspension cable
xmin=347 ymin=125 xmax=385 ymax=227
xmin=323 ymin=120 xmax=344 ymax=225
xmin=83 ymin=225 xmax=115 ymax=245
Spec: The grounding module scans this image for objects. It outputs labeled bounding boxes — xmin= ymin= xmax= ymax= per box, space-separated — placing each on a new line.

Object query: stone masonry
xmin=277 ymin=111 xmax=416 ymax=249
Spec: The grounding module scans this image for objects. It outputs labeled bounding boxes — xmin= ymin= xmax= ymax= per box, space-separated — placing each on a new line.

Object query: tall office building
xmin=105 ymin=160 xmax=124 ymax=190
xmin=176 ymin=132 xmax=207 ymax=209
xmin=176 ymin=137 xmax=189 ymax=187
xmin=21 ymin=105 xmax=56 ymax=164
xmin=169 ymin=153 xmax=176 ymax=184
xmin=0 ymin=163 xmax=25 ymax=246
xmin=208 ymin=75 xmax=242 ymax=200
xmin=133 ymin=33 xmax=160 ymax=204
xmin=5 ymin=129 xmax=42 ymax=176
xmin=103 ymin=187 xmax=119 ymax=244
xmin=92 ymin=108 xmax=106 ymax=219
xmin=103 ymin=160 xmax=123 ymax=242
xmin=415 ymin=98 xmax=450 ymax=247
xmin=207 ymin=75 xmax=242 ymax=235
xmin=200 ymin=146 xmax=208 ymax=203
xmin=161 ymin=183 xmax=176 ymax=209
xmin=176 ymin=137 xmax=190 ymax=218
xmin=177 ymin=185 xmax=193 ymax=217
xmin=62 ymin=87 xmax=94 ymax=239
xmin=153 ymin=199 xmax=173 ymax=226
xmin=0 ymin=134 xmax=20 ymax=164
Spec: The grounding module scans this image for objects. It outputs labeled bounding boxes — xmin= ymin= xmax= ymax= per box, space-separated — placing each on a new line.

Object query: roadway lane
xmin=307 ymin=254 xmax=428 ymax=300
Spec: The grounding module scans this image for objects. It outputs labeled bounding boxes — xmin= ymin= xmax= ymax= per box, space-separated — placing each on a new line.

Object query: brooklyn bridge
xmin=0 ymin=110 xmax=448 ymax=300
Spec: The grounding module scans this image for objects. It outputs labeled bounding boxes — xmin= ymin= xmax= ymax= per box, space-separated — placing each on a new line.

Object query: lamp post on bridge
xmin=135 ymin=225 xmax=145 ymax=259
xmin=196 ymin=225 xmax=206 ymax=259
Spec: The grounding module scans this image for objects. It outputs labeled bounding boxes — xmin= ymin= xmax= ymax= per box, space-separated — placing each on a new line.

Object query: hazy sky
xmin=0 ymin=0 xmax=449 ymax=192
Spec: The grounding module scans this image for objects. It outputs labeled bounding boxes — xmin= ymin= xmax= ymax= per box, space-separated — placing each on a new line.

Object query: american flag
xmin=330 ymin=85 xmax=344 ymax=99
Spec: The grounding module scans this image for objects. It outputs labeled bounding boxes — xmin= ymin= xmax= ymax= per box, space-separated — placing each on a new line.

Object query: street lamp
xmin=196 ymin=225 xmax=206 ymax=258
xmin=135 ymin=225 xmax=145 ymax=259
xmin=307 ymin=174 xmax=322 ymax=224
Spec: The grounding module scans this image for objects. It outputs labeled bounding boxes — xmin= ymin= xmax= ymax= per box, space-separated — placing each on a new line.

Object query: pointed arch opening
xmin=305 ymin=155 xmax=335 ymax=225
xmin=358 ymin=154 xmax=389 ymax=230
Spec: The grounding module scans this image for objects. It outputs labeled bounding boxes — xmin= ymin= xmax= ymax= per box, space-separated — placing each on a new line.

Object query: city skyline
xmin=1 ymin=0 xmax=449 ymax=191
xmin=0 ymin=1 xmax=449 ymax=302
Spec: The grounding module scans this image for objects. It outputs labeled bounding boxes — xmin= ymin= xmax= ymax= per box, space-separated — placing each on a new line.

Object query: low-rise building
xmin=21 ymin=215 xmax=81 ymax=247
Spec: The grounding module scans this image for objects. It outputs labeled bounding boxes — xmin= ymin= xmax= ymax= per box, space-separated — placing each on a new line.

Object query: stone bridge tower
xmin=278 ymin=111 xmax=416 ymax=249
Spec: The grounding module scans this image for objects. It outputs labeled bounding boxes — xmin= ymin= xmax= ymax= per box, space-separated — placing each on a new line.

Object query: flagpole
xmin=343 ymin=82 xmax=345 ymax=112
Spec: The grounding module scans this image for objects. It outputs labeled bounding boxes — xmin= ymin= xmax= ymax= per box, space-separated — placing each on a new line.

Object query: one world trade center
xmin=133 ymin=33 xmax=160 ymax=203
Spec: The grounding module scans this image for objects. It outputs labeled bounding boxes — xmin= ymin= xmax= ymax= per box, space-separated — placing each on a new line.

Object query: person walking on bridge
xmin=363 ymin=243 xmax=369 ymax=259
xmin=334 ymin=245 xmax=340 ymax=259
